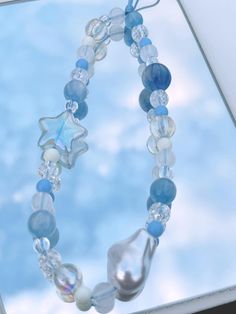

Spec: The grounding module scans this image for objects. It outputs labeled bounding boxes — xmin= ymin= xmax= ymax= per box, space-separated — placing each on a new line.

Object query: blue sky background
xmin=0 ymin=0 xmax=235 ymax=313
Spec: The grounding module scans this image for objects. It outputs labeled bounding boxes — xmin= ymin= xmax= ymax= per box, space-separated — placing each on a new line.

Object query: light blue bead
xmin=64 ymin=80 xmax=88 ymax=102
xmin=142 ymin=63 xmax=172 ymax=91
xmin=147 ymin=220 xmax=165 ymax=238
xmin=139 ymin=38 xmax=152 ymax=48
xmin=147 ymin=196 xmax=154 ymax=210
xmin=73 ymin=101 xmax=88 ymax=120
xmin=150 ymin=178 xmax=177 ymax=204
xmin=139 ymin=89 xmax=153 ymax=113
xmin=155 ymin=106 xmax=169 ymax=116
xmin=125 ymin=11 xmax=143 ymax=29
xmin=124 ymin=26 xmax=134 ymax=46
xmin=48 ymin=228 xmax=59 ymax=248
xmin=28 ymin=210 xmax=56 ymax=238
xmin=36 ymin=179 xmax=52 ymax=193
xmin=76 ymin=58 xmax=89 ymax=70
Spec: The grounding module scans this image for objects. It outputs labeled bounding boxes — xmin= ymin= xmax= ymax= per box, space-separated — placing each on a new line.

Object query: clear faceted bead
xmin=130 ymin=42 xmax=140 ymax=58
xmin=54 ymin=263 xmax=82 ymax=295
xmin=95 ymin=42 xmax=107 ymax=61
xmin=51 ymin=176 xmax=61 ymax=192
xmin=65 ymin=101 xmax=78 ymax=113
xmin=150 ymin=90 xmax=169 ymax=107
xmin=156 ymin=149 xmax=176 ymax=167
xmin=150 ymin=116 xmax=176 ymax=138
xmin=86 ymin=19 xmax=108 ymax=42
xmin=131 ymin=24 xmax=148 ymax=42
xmin=109 ymin=7 xmax=125 ymax=25
xmin=31 ymin=192 xmax=55 ymax=214
xmin=33 ymin=237 xmax=50 ymax=254
xmin=148 ymin=203 xmax=171 ymax=224
xmin=39 ymin=249 xmax=62 ymax=281
xmin=140 ymin=45 xmax=158 ymax=62
xmin=147 ymin=135 xmax=158 ymax=154
xmin=71 ymin=68 xmax=89 ymax=85
xmin=38 ymin=161 xmax=61 ymax=179
xmin=100 ymin=15 xmax=111 ymax=27
xmin=109 ymin=25 xmax=124 ymax=41
xmin=92 ymin=282 xmax=116 ymax=314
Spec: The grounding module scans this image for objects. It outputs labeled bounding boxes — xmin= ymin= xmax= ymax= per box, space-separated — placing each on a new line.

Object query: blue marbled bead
xmin=76 ymin=58 xmax=89 ymax=70
xmin=139 ymin=38 xmax=152 ymax=48
xmin=142 ymin=63 xmax=171 ymax=91
xmin=150 ymin=178 xmax=177 ymax=204
xmin=147 ymin=196 xmax=154 ymax=210
xmin=64 ymin=79 xmax=88 ymax=102
xmin=36 ymin=179 xmax=52 ymax=193
xmin=73 ymin=101 xmax=88 ymax=120
xmin=139 ymin=89 xmax=153 ymax=113
xmin=125 ymin=11 xmax=143 ymax=29
xmin=147 ymin=220 xmax=165 ymax=238
xmin=48 ymin=228 xmax=59 ymax=248
xmin=124 ymin=26 xmax=134 ymax=46
xmin=155 ymin=105 xmax=169 ymax=116
xmin=28 ymin=210 xmax=56 ymax=238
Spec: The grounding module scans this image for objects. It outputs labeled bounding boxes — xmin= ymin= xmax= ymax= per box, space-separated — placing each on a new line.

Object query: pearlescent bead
xmin=95 ymin=42 xmax=107 ymax=61
xmin=156 ymin=137 xmax=172 ymax=151
xmin=85 ymin=19 xmax=108 ymax=42
xmin=150 ymin=116 xmax=176 ymax=138
xmin=92 ymin=282 xmax=116 ymax=313
xmin=57 ymin=290 xmax=75 ymax=303
xmin=71 ymin=68 xmax=89 ymax=86
xmin=155 ymin=105 xmax=168 ymax=116
xmin=147 ymin=135 xmax=158 ymax=154
xmin=125 ymin=11 xmax=143 ymax=29
xmin=156 ymin=149 xmax=176 ymax=167
xmin=150 ymin=90 xmax=169 ymax=107
xmin=36 ymin=179 xmax=52 ymax=193
xmin=75 ymin=285 xmax=92 ymax=311
xmin=142 ymin=63 xmax=171 ymax=91
xmin=109 ymin=25 xmax=124 ymax=41
xmin=33 ymin=237 xmax=50 ymax=254
xmin=131 ymin=24 xmax=148 ymax=42
xmin=54 ymin=263 xmax=82 ymax=295
xmin=148 ymin=203 xmax=171 ymax=224
xmin=81 ymin=36 xmax=96 ymax=48
xmin=130 ymin=42 xmax=140 ymax=57
xmin=147 ymin=196 xmax=154 ymax=210
xmin=139 ymin=89 xmax=153 ymax=112
xmin=28 ymin=210 xmax=56 ymax=238
xmin=109 ymin=7 xmax=125 ymax=25
xmin=43 ymin=148 xmax=60 ymax=163
xmin=76 ymin=58 xmax=89 ymax=71
xmin=150 ymin=178 xmax=177 ymax=204
xmin=31 ymin=192 xmax=55 ymax=214
xmin=138 ymin=63 xmax=146 ymax=77
xmin=146 ymin=220 xmax=165 ymax=238
xmin=158 ymin=165 xmax=174 ymax=179
xmin=64 ymin=80 xmax=88 ymax=102
xmin=77 ymin=45 xmax=95 ymax=63
xmin=140 ymin=44 xmax=158 ymax=62
xmin=48 ymin=228 xmax=59 ymax=248
xmin=124 ymin=26 xmax=134 ymax=46
xmin=39 ymin=249 xmax=61 ymax=281
xmin=73 ymin=101 xmax=88 ymax=120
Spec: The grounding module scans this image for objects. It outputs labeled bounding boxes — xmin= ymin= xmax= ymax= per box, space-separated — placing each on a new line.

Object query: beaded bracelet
xmin=27 ymin=0 xmax=177 ymax=312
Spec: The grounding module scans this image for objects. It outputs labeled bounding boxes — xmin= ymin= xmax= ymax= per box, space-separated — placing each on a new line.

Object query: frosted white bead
xmin=109 ymin=25 xmax=124 ymax=41
xmin=75 ymin=285 xmax=92 ymax=311
xmin=81 ymin=36 xmax=96 ymax=48
xmin=109 ymin=7 xmax=125 ymax=25
xmin=156 ymin=137 xmax=172 ymax=151
xmin=138 ymin=63 xmax=146 ymax=77
xmin=77 ymin=45 xmax=95 ymax=63
xmin=43 ymin=148 xmax=60 ymax=162
xmin=140 ymin=44 xmax=158 ymax=62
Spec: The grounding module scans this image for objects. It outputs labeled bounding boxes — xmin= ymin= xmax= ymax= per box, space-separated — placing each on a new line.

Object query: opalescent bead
xmin=48 ymin=228 xmax=59 ymax=248
xmin=54 ymin=263 xmax=82 ymax=295
xmin=85 ymin=19 xmax=108 ymax=42
xmin=147 ymin=135 xmax=158 ymax=154
xmin=139 ymin=37 xmax=152 ymax=48
xmin=142 ymin=63 xmax=171 ymax=91
xmin=125 ymin=11 xmax=143 ymax=29
xmin=73 ymin=101 xmax=88 ymax=120
xmin=77 ymin=45 xmax=95 ymax=63
xmin=124 ymin=26 xmax=134 ymax=46
xmin=150 ymin=116 xmax=176 ymax=138
xmin=75 ymin=285 xmax=92 ymax=311
xmin=39 ymin=249 xmax=61 ymax=281
xmin=109 ymin=25 xmax=124 ymax=41
xmin=150 ymin=89 xmax=169 ymax=107
xmin=109 ymin=7 xmax=125 ymax=25
xmin=146 ymin=220 xmax=165 ymax=238
xmin=131 ymin=24 xmax=148 ymax=42
xmin=64 ymin=80 xmax=88 ymax=103
xmin=147 ymin=196 xmax=154 ymax=210
xmin=28 ymin=210 xmax=56 ymax=238
xmin=150 ymin=178 xmax=177 ymax=204
xmin=155 ymin=105 xmax=168 ymax=116
xmin=31 ymin=192 xmax=55 ymax=214
xmin=139 ymin=89 xmax=153 ymax=112
xmin=92 ymin=282 xmax=116 ymax=313
xmin=148 ymin=203 xmax=171 ymax=224
xmin=36 ymin=179 xmax=52 ymax=193
xmin=156 ymin=149 xmax=176 ymax=167
xmin=76 ymin=59 xmax=89 ymax=71
xmin=33 ymin=237 xmax=50 ymax=254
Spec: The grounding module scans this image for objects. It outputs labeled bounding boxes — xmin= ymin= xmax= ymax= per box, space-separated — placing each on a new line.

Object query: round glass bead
xmin=73 ymin=101 xmax=88 ymax=120
xmin=36 ymin=179 xmax=52 ymax=193
xmin=147 ymin=135 xmax=158 ymax=154
xmin=147 ymin=108 xmax=156 ymax=122
xmin=150 ymin=116 xmax=176 ymax=138
xmin=31 ymin=192 xmax=55 ymax=214
xmin=54 ymin=263 xmax=82 ymax=295
xmin=85 ymin=19 xmax=108 ymax=42
xmin=138 ymin=63 xmax=146 ymax=77
xmin=148 ymin=203 xmax=171 ymax=224
xmin=71 ymin=68 xmax=89 ymax=86
xmin=156 ymin=137 xmax=172 ymax=151
xmin=150 ymin=178 xmax=177 ymax=204
xmin=125 ymin=11 xmax=143 ymax=29
xmin=150 ymin=89 xmax=169 ymax=107
xmin=77 ymin=45 xmax=95 ymax=63
xmin=33 ymin=237 xmax=50 ymax=254
xmin=130 ymin=42 xmax=140 ymax=58
xmin=156 ymin=149 xmax=176 ymax=167
xmin=95 ymin=42 xmax=107 ymax=61
xmin=140 ymin=45 xmax=158 ymax=63
xmin=39 ymin=249 xmax=61 ymax=281
xmin=48 ymin=228 xmax=59 ymax=248
xmin=146 ymin=220 xmax=165 ymax=238
xmin=142 ymin=63 xmax=171 ymax=91
xmin=158 ymin=165 xmax=174 ymax=179
xmin=57 ymin=290 xmax=75 ymax=303
xmin=81 ymin=36 xmax=96 ymax=48
xmin=147 ymin=196 xmax=154 ymax=210
xmin=124 ymin=26 xmax=134 ymax=46
xmin=28 ymin=210 xmax=56 ymax=238
xmin=109 ymin=25 xmax=124 ymax=41
xmin=92 ymin=282 xmax=116 ymax=314
xmin=65 ymin=100 xmax=78 ymax=113
xmin=38 ymin=161 xmax=61 ymax=179
xmin=131 ymin=24 xmax=148 ymax=42
xmin=100 ymin=15 xmax=111 ymax=27
xmin=64 ymin=80 xmax=88 ymax=102
xmin=139 ymin=89 xmax=153 ymax=113
xmin=109 ymin=7 xmax=125 ymax=25
xmin=88 ymin=64 xmax=94 ymax=78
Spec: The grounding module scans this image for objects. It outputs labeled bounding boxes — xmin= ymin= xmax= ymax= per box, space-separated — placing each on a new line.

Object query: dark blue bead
xmin=147 ymin=196 xmax=154 ymax=210
xmin=155 ymin=106 xmax=169 ymax=116
xmin=73 ymin=101 xmax=88 ymax=120
xmin=125 ymin=11 xmax=143 ymax=29
xmin=124 ymin=27 xmax=134 ymax=46
xmin=142 ymin=63 xmax=172 ymax=91
xmin=36 ymin=179 xmax=52 ymax=193
xmin=147 ymin=220 xmax=165 ymax=238
xmin=64 ymin=79 xmax=88 ymax=102
xmin=150 ymin=178 xmax=177 ymax=204
xmin=139 ymin=38 xmax=152 ymax=48
xmin=48 ymin=228 xmax=59 ymax=248
xmin=76 ymin=58 xmax=89 ymax=70
xmin=50 ymin=192 xmax=55 ymax=201
xmin=139 ymin=89 xmax=153 ymax=113
xmin=28 ymin=210 xmax=56 ymax=238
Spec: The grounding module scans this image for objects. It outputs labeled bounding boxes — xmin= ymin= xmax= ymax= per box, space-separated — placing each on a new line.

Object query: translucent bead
xmin=142 ymin=63 xmax=171 ymax=91
xmin=140 ymin=44 xmax=158 ymax=63
xmin=148 ymin=203 xmax=171 ymax=224
xmin=124 ymin=26 xmax=134 ymax=46
xmin=139 ymin=89 xmax=152 ymax=113
xmin=158 ymin=165 xmax=174 ymax=179
xmin=57 ymin=290 xmax=75 ymax=303
xmin=81 ymin=36 xmax=96 ymax=48
xmin=138 ymin=63 xmax=146 ymax=77
xmin=38 ymin=161 xmax=61 ymax=179
xmin=146 ymin=220 xmax=165 ymax=238
xmin=31 ymin=192 xmax=55 ymax=214
xmin=100 ymin=15 xmax=111 ymax=27
xmin=125 ymin=11 xmax=143 ymax=29
xmin=150 ymin=178 xmax=177 ymax=204
xmin=131 ymin=24 xmax=148 ymax=42
xmin=150 ymin=90 xmax=169 ymax=107
xmin=130 ymin=42 xmax=140 ymax=58
xmin=33 ymin=237 xmax=50 ymax=254
xmin=39 ymin=249 xmax=61 ymax=281
xmin=64 ymin=80 xmax=88 ymax=102
xmin=75 ymin=285 xmax=92 ymax=311
xmin=95 ymin=42 xmax=107 ymax=61
xmin=48 ymin=228 xmax=59 ymax=248
xmin=146 ymin=56 xmax=158 ymax=66
xmin=147 ymin=135 xmax=158 ymax=154
xmin=88 ymin=64 xmax=94 ymax=78
xmin=109 ymin=25 xmax=124 ymax=41
xmin=73 ymin=101 xmax=88 ymax=121
xmin=92 ymin=282 xmax=116 ymax=313
xmin=146 ymin=196 xmax=154 ymax=210
xmin=156 ymin=137 xmax=172 ymax=151
xmin=156 ymin=149 xmax=176 ymax=167
xmin=77 ymin=45 xmax=95 ymax=64
xmin=65 ymin=100 xmax=78 ymax=113
xmin=150 ymin=116 xmax=176 ymax=138
xmin=28 ymin=210 xmax=56 ymax=238
xmin=85 ymin=19 xmax=108 ymax=42
xmin=71 ymin=68 xmax=89 ymax=86
xmin=51 ymin=176 xmax=61 ymax=192
xmin=147 ymin=108 xmax=156 ymax=122
xmin=54 ymin=263 xmax=82 ymax=295
xmin=109 ymin=7 xmax=125 ymax=25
